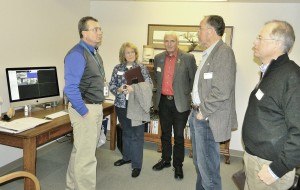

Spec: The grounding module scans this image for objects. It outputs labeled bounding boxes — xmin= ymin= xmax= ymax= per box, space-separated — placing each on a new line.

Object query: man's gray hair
xmin=164 ymin=31 xmax=179 ymax=41
xmin=266 ymin=20 xmax=295 ymax=53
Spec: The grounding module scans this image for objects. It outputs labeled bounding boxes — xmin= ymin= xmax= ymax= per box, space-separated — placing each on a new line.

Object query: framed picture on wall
xmin=147 ymin=24 xmax=233 ymax=52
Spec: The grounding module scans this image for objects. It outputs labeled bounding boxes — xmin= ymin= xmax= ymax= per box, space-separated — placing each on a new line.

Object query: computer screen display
xmin=6 ymin=66 xmax=60 ymax=108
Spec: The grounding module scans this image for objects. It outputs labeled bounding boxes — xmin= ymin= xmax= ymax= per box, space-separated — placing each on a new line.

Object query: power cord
xmin=56 ymin=133 xmax=73 ymax=143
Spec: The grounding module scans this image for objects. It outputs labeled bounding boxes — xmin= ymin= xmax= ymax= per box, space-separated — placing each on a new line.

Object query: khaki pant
xmin=66 ymin=104 xmax=103 ymax=190
xmin=244 ymin=151 xmax=295 ymax=190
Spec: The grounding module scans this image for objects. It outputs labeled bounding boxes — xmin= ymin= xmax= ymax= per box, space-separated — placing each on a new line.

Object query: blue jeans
xmin=189 ymin=110 xmax=221 ymax=190
xmin=116 ymin=107 xmax=144 ymax=169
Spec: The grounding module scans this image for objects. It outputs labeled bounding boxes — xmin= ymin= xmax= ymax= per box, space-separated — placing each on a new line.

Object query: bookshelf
xmin=144 ymin=114 xmax=161 ymax=145
xmin=143 ymin=64 xmax=230 ymax=164
xmin=144 ymin=113 xmax=193 ymax=157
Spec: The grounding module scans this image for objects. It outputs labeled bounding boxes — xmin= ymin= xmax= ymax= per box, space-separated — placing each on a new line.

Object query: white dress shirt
xmin=191 ymin=41 xmax=219 ymax=105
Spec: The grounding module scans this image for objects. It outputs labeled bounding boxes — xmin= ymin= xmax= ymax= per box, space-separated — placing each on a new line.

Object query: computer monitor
xmin=6 ymin=66 xmax=61 ymax=108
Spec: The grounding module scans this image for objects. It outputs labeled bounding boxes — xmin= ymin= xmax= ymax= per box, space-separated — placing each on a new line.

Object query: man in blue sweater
xmin=64 ymin=16 xmax=105 ymax=190
xmin=242 ymin=20 xmax=300 ymax=190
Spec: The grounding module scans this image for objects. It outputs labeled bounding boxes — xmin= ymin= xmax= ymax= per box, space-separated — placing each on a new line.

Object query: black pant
xmin=158 ymin=95 xmax=190 ymax=167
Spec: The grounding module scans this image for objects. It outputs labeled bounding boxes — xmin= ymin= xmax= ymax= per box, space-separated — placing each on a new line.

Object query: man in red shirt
xmin=152 ymin=31 xmax=197 ymax=180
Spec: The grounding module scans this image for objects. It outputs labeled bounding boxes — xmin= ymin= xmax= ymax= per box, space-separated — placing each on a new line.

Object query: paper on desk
xmin=0 ymin=117 xmax=51 ymax=133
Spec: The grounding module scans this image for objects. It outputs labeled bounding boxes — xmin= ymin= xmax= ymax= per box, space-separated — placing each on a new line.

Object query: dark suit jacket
xmin=154 ymin=49 xmax=197 ymax=112
xmin=198 ymin=40 xmax=238 ymax=142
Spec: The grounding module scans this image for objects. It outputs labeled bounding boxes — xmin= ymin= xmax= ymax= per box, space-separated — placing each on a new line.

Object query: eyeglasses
xmin=255 ymin=36 xmax=278 ymax=42
xmin=198 ymin=26 xmax=212 ymax=32
xmin=85 ymin=27 xmax=102 ymax=33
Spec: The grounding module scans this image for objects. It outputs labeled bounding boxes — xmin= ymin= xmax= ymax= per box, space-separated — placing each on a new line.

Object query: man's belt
xmin=191 ymin=104 xmax=200 ymax=111
xmin=84 ymin=99 xmax=102 ymax=104
xmin=162 ymin=95 xmax=174 ymax=100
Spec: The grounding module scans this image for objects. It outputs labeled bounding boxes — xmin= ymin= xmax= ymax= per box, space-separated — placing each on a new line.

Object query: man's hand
xmin=258 ymin=164 xmax=277 ymax=185
xmin=196 ymin=112 xmax=204 ymax=120
xmin=83 ymin=111 xmax=89 ymax=118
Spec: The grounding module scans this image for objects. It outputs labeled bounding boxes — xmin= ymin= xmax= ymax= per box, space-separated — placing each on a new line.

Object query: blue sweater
xmin=64 ymin=40 xmax=104 ymax=116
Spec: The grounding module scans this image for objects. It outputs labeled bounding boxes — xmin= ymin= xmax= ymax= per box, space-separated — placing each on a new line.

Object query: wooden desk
xmin=0 ymin=102 xmax=116 ymax=190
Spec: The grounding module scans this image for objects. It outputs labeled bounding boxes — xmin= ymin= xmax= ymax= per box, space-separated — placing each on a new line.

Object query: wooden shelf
xmin=144 ymin=133 xmax=161 ymax=143
xmin=144 ymin=119 xmax=192 ymax=158
xmin=144 ymin=123 xmax=230 ymax=163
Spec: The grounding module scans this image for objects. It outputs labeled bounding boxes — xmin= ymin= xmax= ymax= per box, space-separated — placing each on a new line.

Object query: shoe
xmin=152 ymin=159 xmax=171 ymax=171
xmin=131 ymin=168 xmax=141 ymax=178
xmin=114 ymin=159 xmax=131 ymax=166
xmin=174 ymin=166 xmax=184 ymax=180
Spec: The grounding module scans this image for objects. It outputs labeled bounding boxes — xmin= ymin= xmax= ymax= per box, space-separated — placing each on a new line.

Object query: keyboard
xmin=44 ymin=110 xmax=68 ymax=119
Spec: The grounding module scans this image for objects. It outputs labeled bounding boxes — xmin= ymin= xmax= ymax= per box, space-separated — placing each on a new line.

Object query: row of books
xmin=144 ymin=120 xmax=191 ymax=140
xmin=144 ymin=119 xmax=159 ymax=134
xmin=144 ymin=112 xmax=159 ymax=134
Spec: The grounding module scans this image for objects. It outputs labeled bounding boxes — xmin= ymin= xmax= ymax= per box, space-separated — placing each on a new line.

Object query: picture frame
xmin=147 ymin=24 xmax=233 ymax=52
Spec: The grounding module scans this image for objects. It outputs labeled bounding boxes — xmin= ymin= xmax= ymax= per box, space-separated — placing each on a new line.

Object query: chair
xmin=0 ymin=171 xmax=40 ymax=190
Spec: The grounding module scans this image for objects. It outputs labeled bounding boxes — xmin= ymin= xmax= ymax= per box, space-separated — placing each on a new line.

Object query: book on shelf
xmin=144 ymin=111 xmax=159 ymax=134
xmin=144 ymin=119 xmax=159 ymax=134
xmin=185 ymin=126 xmax=191 ymax=140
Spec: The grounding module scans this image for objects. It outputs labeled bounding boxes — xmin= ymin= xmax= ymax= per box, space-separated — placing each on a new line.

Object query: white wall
xmin=0 ymin=0 xmax=90 ymax=167
xmin=1 ymin=0 xmax=299 ymax=168
xmin=90 ymin=1 xmax=300 ymax=152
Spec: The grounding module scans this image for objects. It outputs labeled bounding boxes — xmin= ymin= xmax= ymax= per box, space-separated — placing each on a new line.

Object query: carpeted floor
xmin=0 ymin=134 xmax=243 ymax=190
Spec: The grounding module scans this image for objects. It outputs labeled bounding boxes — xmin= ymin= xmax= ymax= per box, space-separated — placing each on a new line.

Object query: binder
xmin=124 ymin=66 xmax=145 ymax=85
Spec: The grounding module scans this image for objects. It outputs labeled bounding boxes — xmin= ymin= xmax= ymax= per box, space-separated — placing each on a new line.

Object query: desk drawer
xmin=36 ymin=125 xmax=72 ymax=146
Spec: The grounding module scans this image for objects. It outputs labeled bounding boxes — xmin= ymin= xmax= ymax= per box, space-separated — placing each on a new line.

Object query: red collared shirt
xmin=162 ymin=49 xmax=178 ymax=95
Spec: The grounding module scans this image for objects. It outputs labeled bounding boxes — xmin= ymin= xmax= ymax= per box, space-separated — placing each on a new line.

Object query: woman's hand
xmin=118 ymin=84 xmax=134 ymax=94
xmin=118 ymin=84 xmax=127 ymax=94
xmin=125 ymin=85 xmax=134 ymax=93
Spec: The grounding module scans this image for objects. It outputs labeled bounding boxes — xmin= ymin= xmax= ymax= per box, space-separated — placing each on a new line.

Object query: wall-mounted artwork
xmin=147 ymin=24 xmax=233 ymax=52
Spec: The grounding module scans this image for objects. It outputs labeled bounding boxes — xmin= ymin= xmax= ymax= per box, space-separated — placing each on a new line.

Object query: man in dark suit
xmin=189 ymin=15 xmax=238 ymax=190
xmin=152 ymin=31 xmax=197 ymax=180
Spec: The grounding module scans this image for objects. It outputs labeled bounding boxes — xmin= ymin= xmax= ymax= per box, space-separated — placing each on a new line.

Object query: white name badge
xmin=104 ymin=82 xmax=109 ymax=97
xmin=157 ymin=67 xmax=161 ymax=72
xmin=104 ymin=86 xmax=109 ymax=97
xmin=255 ymin=89 xmax=264 ymax=100
xmin=117 ymin=71 xmax=124 ymax=75
xmin=204 ymin=72 xmax=213 ymax=79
